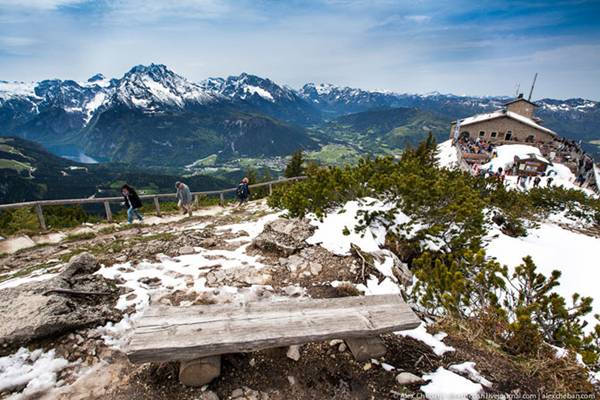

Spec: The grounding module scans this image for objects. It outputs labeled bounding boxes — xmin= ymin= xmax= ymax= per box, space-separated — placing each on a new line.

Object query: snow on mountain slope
xmin=0 ymin=81 xmax=39 ymax=99
xmin=112 ymin=64 xmax=219 ymax=110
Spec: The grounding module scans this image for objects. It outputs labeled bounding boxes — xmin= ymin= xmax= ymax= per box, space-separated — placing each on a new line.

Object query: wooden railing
xmin=0 ymin=176 xmax=307 ymax=230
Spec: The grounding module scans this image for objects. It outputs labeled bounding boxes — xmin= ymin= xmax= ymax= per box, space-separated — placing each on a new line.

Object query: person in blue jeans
xmin=121 ymin=184 xmax=144 ymax=223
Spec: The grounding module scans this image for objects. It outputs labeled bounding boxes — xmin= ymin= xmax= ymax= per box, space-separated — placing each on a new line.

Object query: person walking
xmin=533 ymin=176 xmax=541 ymax=188
xmin=235 ymin=177 xmax=250 ymax=207
xmin=176 ymin=181 xmax=193 ymax=216
xmin=121 ymin=184 xmax=143 ymax=224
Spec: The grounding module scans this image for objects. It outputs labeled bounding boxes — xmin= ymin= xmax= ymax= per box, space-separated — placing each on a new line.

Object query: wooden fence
xmin=0 ymin=176 xmax=306 ymax=230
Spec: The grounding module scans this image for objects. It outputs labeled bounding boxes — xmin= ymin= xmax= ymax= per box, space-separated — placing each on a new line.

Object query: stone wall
xmin=450 ymin=116 xmax=554 ymax=143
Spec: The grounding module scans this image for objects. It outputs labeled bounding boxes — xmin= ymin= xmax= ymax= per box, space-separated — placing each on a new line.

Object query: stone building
xmin=450 ymin=96 xmax=557 ymax=143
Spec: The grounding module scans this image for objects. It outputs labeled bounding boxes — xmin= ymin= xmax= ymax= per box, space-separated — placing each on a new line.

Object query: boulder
xmin=179 ymin=355 xmax=221 ymax=387
xmin=345 ymin=336 xmax=387 ymax=362
xmin=252 ymin=218 xmax=315 ymax=256
xmin=0 ymin=253 xmax=121 ymax=355
xmin=396 ymin=372 xmax=424 ymax=385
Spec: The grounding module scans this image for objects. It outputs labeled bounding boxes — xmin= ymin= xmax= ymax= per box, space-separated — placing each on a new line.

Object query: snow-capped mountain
xmin=112 ymin=64 xmax=221 ymax=111
xmin=200 ymin=73 xmax=321 ymax=125
xmin=1 ymin=64 xmax=599 ymax=165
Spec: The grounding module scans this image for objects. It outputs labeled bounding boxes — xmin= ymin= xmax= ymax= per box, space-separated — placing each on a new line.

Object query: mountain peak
xmin=87 ymin=73 xmax=106 ymax=83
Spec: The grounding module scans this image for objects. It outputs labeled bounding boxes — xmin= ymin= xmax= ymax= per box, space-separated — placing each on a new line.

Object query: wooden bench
xmin=126 ymin=294 xmax=421 ymax=386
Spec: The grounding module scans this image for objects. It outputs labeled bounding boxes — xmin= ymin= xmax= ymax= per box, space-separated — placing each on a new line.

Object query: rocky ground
xmin=0 ymin=200 xmax=595 ymax=399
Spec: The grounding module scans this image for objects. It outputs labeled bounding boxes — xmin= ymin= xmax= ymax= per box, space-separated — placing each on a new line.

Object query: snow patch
xmin=486 ymin=222 xmax=600 ymax=331
xmin=0 ymin=347 xmax=70 ymax=399
xmin=396 ymin=323 xmax=455 ymax=356
xmin=421 ymin=367 xmax=484 ymax=400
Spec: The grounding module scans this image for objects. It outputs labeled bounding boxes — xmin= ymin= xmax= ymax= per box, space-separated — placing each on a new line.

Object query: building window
xmin=498 ymin=132 xmax=505 ymax=139
xmin=505 ymin=131 xmax=513 ymax=141
xmin=479 ymin=131 xmax=485 ymax=137
xmin=526 ymin=135 xmax=535 ymax=143
xmin=491 ymin=132 xmax=497 ymax=138
xmin=460 ymin=131 xmax=470 ymax=139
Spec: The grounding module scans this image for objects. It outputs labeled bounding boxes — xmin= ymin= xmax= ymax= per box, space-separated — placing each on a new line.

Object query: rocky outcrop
xmin=252 ymin=218 xmax=315 ymax=256
xmin=0 ymin=252 xmax=121 ymax=355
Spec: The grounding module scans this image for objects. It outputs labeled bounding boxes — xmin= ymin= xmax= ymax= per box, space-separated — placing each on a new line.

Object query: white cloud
xmin=0 ymin=36 xmax=37 ymax=47
xmin=405 ymin=14 xmax=431 ymax=23
xmin=0 ymin=0 xmax=86 ymax=10
xmin=102 ymin=0 xmax=234 ymax=23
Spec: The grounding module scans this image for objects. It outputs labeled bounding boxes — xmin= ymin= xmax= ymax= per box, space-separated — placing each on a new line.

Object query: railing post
xmin=34 ymin=203 xmax=47 ymax=231
xmin=219 ymin=192 xmax=225 ymax=207
xmin=153 ymin=196 xmax=161 ymax=217
xmin=103 ymin=201 xmax=113 ymax=222
xmin=268 ymin=183 xmax=273 ymax=196
xmin=194 ymin=194 xmax=200 ymax=206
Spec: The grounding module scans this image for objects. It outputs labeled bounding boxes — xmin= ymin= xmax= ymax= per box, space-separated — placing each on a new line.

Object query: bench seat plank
xmin=126 ymin=294 xmax=421 ymax=363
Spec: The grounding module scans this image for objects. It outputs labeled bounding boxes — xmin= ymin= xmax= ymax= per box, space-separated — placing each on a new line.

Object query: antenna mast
xmin=528 ymin=73 xmax=538 ymax=101
xmin=515 ymin=83 xmax=520 ymax=97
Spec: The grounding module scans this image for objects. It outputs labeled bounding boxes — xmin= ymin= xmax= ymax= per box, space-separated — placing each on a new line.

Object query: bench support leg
xmin=179 ymin=355 xmax=221 ymax=387
xmin=345 ymin=336 xmax=387 ymax=362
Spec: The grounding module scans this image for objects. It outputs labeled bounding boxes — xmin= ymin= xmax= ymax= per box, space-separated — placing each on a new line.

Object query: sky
xmin=0 ymin=0 xmax=599 ymax=100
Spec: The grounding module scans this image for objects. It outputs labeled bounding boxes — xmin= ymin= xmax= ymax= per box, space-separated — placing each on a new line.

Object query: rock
xmin=286 ymin=345 xmax=301 ymax=361
xmin=372 ymin=250 xmax=413 ymax=287
xmin=231 ymin=388 xmax=244 ymax=398
xmin=345 ymin=336 xmax=387 ymax=362
xmin=252 ymin=218 xmax=315 ymax=256
xmin=179 ymin=356 xmax=221 ymax=387
xmin=329 ymin=339 xmax=344 ymax=347
xmin=115 ymin=255 xmax=127 ymax=263
xmin=395 ymin=372 xmax=424 ymax=385
xmin=363 ymin=363 xmax=372 ymax=371
xmin=283 ymin=286 xmax=304 ymax=297
xmin=338 ymin=343 xmax=347 ymax=352
xmin=138 ymin=277 xmax=162 ymax=287
xmin=179 ymin=245 xmax=195 ymax=255
xmin=249 ymin=358 xmax=256 ymax=367
xmin=199 ymin=391 xmax=220 ymax=400
xmin=287 ymin=376 xmax=296 ymax=385
xmin=0 ymin=252 xmax=121 ymax=355
xmin=200 ymin=238 xmax=218 ymax=248
xmin=309 ymin=262 xmax=323 ymax=276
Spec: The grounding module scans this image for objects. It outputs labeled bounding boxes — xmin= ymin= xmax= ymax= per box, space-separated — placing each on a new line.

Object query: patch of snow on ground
xmin=396 ymin=323 xmax=455 ymax=356
xmin=421 ymin=367 xmax=483 ymax=400
xmin=437 ymin=139 xmax=458 ymax=168
xmin=357 ymin=276 xmax=400 ymax=296
xmin=449 ymin=362 xmax=492 ymax=387
xmin=0 ymin=347 xmax=70 ymax=399
xmin=307 ymin=199 xmax=408 ymax=256
xmin=0 ymin=271 xmax=59 ymax=290
xmin=486 ymin=222 xmax=600 ymax=330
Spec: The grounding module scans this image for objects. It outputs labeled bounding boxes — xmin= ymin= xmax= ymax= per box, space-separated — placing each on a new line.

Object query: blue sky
xmin=1 ymin=0 xmax=599 ymax=99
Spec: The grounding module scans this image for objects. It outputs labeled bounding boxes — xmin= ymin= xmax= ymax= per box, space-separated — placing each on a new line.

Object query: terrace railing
xmin=0 ymin=176 xmax=306 ymax=230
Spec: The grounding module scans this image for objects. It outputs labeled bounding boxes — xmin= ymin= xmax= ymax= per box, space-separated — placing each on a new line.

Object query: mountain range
xmin=1 ymin=63 xmax=599 ymax=168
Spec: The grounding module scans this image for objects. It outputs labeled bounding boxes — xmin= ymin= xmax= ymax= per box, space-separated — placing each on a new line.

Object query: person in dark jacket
xmin=121 ymin=184 xmax=144 ymax=223
xmin=235 ymin=177 xmax=250 ymax=207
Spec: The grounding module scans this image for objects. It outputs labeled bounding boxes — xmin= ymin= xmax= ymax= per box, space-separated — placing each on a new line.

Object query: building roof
xmin=504 ymin=97 xmax=538 ymax=107
xmin=515 ymin=152 xmax=551 ymax=165
xmin=454 ymin=109 xmax=557 ymax=136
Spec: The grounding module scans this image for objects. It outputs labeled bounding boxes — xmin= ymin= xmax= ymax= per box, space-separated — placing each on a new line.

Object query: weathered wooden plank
xmin=126 ymin=294 xmax=420 ymax=364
